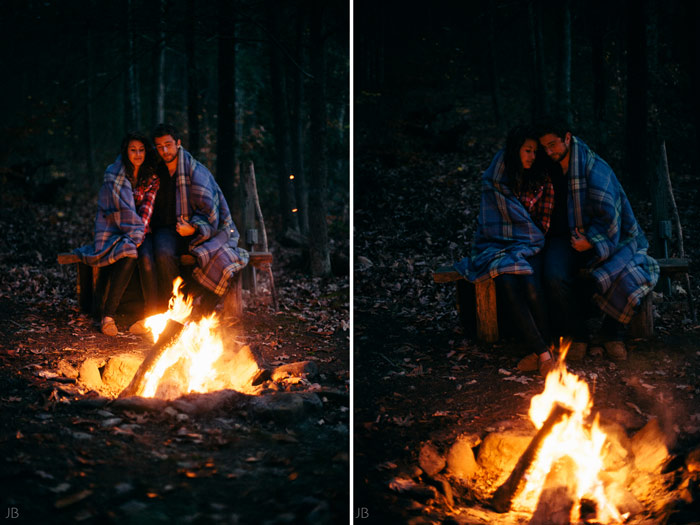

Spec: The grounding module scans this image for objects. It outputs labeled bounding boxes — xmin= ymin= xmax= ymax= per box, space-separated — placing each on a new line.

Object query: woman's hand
xmin=571 ymin=228 xmax=592 ymax=252
xmin=176 ymin=217 xmax=196 ymax=237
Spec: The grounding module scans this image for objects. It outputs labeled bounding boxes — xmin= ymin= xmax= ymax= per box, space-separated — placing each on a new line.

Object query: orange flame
xmin=512 ymin=341 xmax=624 ymax=523
xmin=139 ymin=278 xmax=259 ymax=400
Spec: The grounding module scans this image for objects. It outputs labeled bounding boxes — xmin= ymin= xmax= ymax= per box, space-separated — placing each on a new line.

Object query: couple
xmin=456 ymin=117 xmax=659 ymax=376
xmin=76 ymin=124 xmax=249 ymax=336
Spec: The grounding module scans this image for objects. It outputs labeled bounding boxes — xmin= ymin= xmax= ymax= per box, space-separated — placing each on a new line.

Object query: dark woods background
xmin=0 ymin=0 xmax=349 ymax=277
xmin=356 ymin=0 xmax=700 ymax=211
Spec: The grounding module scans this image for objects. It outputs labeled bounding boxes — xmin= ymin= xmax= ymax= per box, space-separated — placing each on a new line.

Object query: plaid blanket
xmin=566 ymin=137 xmax=659 ymax=323
xmin=174 ymin=148 xmax=249 ymax=296
xmin=454 ymin=150 xmax=548 ymax=281
xmin=75 ymin=157 xmax=145 ymax=267
xmin=455 ymin=139 xmax=659 ymax=323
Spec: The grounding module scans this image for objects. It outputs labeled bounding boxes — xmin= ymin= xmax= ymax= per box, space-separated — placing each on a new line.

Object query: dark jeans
xmin=495 ymin=252 xmax=551 ymax=355
xmin=542 ymin=236 xmax=626 ymax=342
xmin=153 ymin=226 xmax=192 ymax=307
xmin=103 ymin=234 xmax=158 ymax=318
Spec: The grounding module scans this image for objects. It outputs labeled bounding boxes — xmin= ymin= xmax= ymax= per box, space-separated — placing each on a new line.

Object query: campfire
xmin=119 ymin=277 xmax=260 ymax=400
xmin=492 ymin=341 xmax=625 ymax=523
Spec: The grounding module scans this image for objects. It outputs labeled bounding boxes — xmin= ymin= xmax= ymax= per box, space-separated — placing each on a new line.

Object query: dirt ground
xmin=0 ymin=194 xmax=350 ymax=523
xmin=354 ymin=98 xmax=700 ymax=523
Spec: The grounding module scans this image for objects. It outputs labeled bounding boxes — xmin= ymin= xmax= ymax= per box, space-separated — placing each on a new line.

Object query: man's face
xmin=539 ymin=132 xmax=571 ymax=164
xmin=154 ymin=135 xmax=181 ymax=163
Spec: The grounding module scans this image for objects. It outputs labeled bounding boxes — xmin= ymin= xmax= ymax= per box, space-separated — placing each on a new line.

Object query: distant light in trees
xmin=289 ymin=174 xmax=295 ymax=180
xmin=292 ymin=208 xmax=298 ymax=213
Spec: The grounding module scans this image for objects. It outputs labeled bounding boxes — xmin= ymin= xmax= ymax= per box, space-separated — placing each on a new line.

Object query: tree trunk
xmin=126 ymin=0 xmax=140 ymax=130
xmin=528 ymin=0 xmax=549 ymax=120
xmin=290 ymin=5 xmax=309 ymax=235
xmin=155 ymin=0 xmax=166 ymax=125
xmin=557 ymin=0 xmax=572 ymax=126
xmin=487 ymin=3 xmax=502 ymax=129
xmin=308 ymin=0 xmax=331 ymax=276
xmin=590 ymin=0 xmax=608 ymax=153
xmin=216 ymin=0 xmax=236 ymax=206
xmin=186 ymin=0 xmax=200 ymax=155
xmin=268 ymin=2 xmax=299 ymax=236
xmin=695 ymin=1 xmax=700 ymax=172
xmin=84 ymin=4 xmax=95 ymax=180
xmin=624 ymin=0 xmax=648 ymax=193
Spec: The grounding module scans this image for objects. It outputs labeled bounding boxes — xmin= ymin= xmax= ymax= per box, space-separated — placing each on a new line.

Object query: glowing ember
xmin=135 ymin=278 xmax=259 ymax=400
xmin=511 ymin=341 xmax=625 ymax=523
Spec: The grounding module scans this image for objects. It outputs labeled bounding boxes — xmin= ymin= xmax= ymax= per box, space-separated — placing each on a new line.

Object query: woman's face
xmin=519 ymin=139 xmax=537 ymax=170
xmin=127 ymin=140 xmax=146 ymax=169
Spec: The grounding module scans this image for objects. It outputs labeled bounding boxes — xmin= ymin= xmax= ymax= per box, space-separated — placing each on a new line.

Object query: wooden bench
xmin=433 ymin=257 xmax=690 ymax=342
xmin=57 ymin=250 xmax=274 ymax=319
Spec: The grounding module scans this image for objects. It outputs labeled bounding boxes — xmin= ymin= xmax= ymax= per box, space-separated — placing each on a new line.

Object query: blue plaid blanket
xmin=454 ymin=150 xmax=546 ymax=281
xmin=456 ymin=139 xmax=659 ymax=323
xmin=75 ymin=157 xmax=145 ymax=267
xmin=175 ymin=148 xmax=249 ymax=296
xmin=566 ymin=137 xmax=659 ymax=322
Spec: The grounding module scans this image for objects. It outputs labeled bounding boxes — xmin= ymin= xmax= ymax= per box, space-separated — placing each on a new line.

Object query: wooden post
xmin=222 ymin=271 xmax=243 ymax=319
xmin=475 ymin=279 xmax=498 ymax=342
xmin=628 ymin=294 xmax=653 ymax=338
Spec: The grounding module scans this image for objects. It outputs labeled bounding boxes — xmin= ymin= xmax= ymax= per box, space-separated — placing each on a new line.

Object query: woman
xmin=454 ymin=125 xmax=556 ymax=376
xmin=76 ymin=132 xmax=161 ymax=336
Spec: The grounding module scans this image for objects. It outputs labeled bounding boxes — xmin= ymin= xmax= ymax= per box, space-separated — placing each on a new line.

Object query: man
xmin=151 ymin=123 xmax=249 ymax=312
xmin=536 ymin=117 xmax=659 ymax=360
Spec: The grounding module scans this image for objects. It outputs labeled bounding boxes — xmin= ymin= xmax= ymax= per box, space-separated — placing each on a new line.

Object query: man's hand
xmin=571 ymin=228 xmax=592 ymax=252
xmin=176 ymin=217 xmax=196 ymax=237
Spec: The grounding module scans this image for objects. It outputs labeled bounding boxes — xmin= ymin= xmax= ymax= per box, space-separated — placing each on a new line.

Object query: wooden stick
xmin=118 ymin=319 xmax=185 ymax=398
xmin=491 ymin=403 xmax=572 ymax=513
xmin=659 ymin=142 xmax=696 ymax=321
xmin=248 ymin=161 xmax=278 ymax=310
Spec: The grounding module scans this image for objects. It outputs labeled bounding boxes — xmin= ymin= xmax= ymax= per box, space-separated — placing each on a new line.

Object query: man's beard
xmin=161 ymin=152 xmax=178 ymax=164
xmin=552 ymin=143 xmax=569 ymax=164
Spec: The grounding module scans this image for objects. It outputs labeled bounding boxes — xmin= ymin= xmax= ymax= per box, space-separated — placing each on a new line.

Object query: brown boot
xmin=538 ymin=351 xmax=556 ymax=377
xmin=604 ymin=340 xmax=627 ymax=361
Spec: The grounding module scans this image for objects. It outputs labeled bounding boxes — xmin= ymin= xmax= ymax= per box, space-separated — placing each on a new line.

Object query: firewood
xmin=118 ymin=319 xmax=185 ymax=398
xmin=491 ymin=402 xmax=572 ymax=513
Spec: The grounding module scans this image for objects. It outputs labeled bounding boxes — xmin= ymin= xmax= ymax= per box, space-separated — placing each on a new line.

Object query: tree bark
xmin=186 ymin=0 xmax=200 ymax=155
xmin=487 ymin=3 xmax=502 ymax=129
xmin=590 ymin=0 xmax=608 ymax=153
xmin=268 ymin=2 xmax=299 ymax=235
xmin=290 ymin=5 xmax=309 ymax=235
xmin=216 ymin=0 xmax=236 ymax=207
xmin=308 ymin=0 xmax=331 ymax=276
xmin=155 ymin=0 xmax=166 ymax=125
xmin=126 ymin=0 xmax=140 ymax=130
xmin=528 ymin=0 xmax=549 ymax=120
xmin=624 ymin=0 xmax=648 ymax=192
xmin=557 ymin=0 xmax=572 ymax=126
xmin=84 ymin=4 xmax=95 ymax=179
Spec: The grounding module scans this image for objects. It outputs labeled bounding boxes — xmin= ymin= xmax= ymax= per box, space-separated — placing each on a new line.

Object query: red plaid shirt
xmin=132 ymin=174 xmax=160 ymax=233
xmin=516 ymin=178 xmax=555 ymax=234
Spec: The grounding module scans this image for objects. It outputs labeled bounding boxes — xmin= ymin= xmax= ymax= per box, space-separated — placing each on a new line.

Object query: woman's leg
xmin=137 ymin=234 xmax=159 ymax=317
xmin=496 ymin=272 xmax=550 ymax=355
xmin=103 ymin=257 xmax=137 ymax=318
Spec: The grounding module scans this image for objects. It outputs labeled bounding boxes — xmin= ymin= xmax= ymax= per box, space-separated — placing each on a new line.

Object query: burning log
xmin=491 ymin=402 xmax=572 ymax=513
xmin=118 ymin=320 xmax=185 ymax=398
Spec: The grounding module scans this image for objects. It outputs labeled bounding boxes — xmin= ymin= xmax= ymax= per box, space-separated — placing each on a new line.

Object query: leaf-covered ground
xmin=354 ymin=94 xmax=700 ymax=523
xmin=0 ymin=186 xmax=349 ymax=523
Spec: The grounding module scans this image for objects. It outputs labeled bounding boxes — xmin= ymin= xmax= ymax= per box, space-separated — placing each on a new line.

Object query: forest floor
xmin=0 ymin=186 xmax=350 ymax=523
xmin=354 ymin=93 xmax=700 ymax=524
